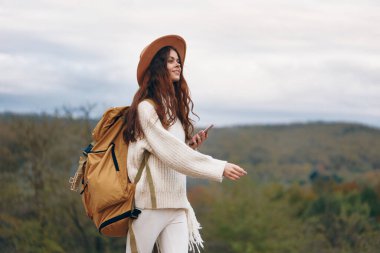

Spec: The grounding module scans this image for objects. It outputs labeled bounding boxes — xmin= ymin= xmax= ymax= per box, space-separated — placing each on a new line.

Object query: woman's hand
xmin=223 ymin=163 xmax=247 ymax=180
xmin=189 ymin=130 xmax=208 ymax=149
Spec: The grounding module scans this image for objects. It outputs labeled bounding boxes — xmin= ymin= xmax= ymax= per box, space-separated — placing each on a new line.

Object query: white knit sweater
xmin=127 ymin=100 xmax=226 ymax=251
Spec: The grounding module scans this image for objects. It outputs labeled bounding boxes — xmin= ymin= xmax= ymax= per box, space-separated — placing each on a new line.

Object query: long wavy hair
xmin=123 ymin=46 xmax=198 ymax=143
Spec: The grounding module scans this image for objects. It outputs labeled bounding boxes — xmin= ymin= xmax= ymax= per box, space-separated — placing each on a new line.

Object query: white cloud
xmin=0 ymin=0 xmax=379 ymax=126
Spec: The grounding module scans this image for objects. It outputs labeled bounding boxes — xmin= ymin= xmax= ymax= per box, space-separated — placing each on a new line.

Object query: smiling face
xmin=167 ymin=48 xmax=181 ymax=83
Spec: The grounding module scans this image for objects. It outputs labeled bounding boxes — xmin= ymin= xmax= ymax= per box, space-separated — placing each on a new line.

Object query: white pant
xmin=126 ymin=208 xmax=188 ymax=253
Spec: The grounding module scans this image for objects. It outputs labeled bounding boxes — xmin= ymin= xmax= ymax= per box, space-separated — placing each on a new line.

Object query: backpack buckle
xmin=82 ymin=143 xmax=94 ymax=155
xmin=131 ymin=208 xmax=141 ymax=219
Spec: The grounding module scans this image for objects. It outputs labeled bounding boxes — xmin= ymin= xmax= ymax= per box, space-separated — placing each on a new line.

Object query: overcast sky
xmin=1 ymin=0 xmax=379 ymax=128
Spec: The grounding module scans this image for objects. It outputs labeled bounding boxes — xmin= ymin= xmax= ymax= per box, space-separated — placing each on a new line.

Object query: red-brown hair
xmin=123 ymin=46 xmax=198 ymax=143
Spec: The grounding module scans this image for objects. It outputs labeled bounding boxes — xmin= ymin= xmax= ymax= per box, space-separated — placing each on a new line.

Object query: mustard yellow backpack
xmin=69 ymin=105 xmax=153 ymax=242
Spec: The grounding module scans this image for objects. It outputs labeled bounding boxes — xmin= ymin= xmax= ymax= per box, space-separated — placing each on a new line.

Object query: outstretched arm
xmin=138 ymin=101 xmax=247 ymax=181
xmin=138 ymin=101 xmax=226 ymax=181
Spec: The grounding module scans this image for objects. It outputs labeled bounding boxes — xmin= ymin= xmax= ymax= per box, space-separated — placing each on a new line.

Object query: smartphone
xmin=190 ymin=124 xmax=214 ymax=145
xmin=203 ymin=124 xmax=214 ymax=133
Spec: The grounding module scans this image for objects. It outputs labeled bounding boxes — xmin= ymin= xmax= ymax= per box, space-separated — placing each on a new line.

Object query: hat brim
xmin=137 ymin=35 xmax=186 ymax=86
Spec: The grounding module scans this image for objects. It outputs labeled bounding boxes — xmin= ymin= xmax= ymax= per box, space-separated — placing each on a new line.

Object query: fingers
xmin=233 ymin=164 xmax=247 ymax=176
xmin=191 ymin=134 xmax=201 ymax=147
xmin=190 ymin=134 xmax=199 ymax=144
xmin=196 ymin=133 xmax=202 ymax=143
xmin=223 ymin=163 xmax=247 ymax=181
xmin=191 ymin=135 xmax=197 ymax=145
xmin=226 ymin=172 xmax=240 ymax=181
xmin=197 ymin=131 xmax=207 ymax=143
xmin=190 ymin=131 xmax=208 ymax=149
xmin=200 ymin=130 xmax=207 ymax=140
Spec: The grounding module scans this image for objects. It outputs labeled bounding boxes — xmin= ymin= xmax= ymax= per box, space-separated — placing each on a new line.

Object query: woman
xmin=123 ymin=35 xmax=247 ymax=253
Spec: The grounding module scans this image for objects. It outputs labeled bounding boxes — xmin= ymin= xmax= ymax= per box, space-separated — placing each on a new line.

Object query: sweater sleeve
xmin=137 ymin=101 xmax=226 ymax=182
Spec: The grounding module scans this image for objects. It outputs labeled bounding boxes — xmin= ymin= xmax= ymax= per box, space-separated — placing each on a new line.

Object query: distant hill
xmin=197 ymin=122 xmax=380 ymax=184
xmin=1 ymin=113 xmax=379 ymax=184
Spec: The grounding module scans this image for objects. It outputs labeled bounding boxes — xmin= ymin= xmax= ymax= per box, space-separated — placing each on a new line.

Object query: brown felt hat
xmin=137 ymin=35 xmax=186 ymax=86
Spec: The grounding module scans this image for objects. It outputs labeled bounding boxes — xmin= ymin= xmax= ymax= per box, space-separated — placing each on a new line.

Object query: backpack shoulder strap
xmin=134 ymin=150 xmax=150 ymax=184
xmin=134 ymin=150 xmax=157 ymax=209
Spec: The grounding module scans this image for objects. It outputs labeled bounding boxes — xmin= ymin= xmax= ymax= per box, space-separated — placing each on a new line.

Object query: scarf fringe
xmin=186 ymin=202 xmax=204 ymax=253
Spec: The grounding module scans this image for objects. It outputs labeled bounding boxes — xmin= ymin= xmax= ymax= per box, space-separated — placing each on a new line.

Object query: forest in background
xmin=1 ymin=111 xmax=380 ymax=253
